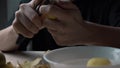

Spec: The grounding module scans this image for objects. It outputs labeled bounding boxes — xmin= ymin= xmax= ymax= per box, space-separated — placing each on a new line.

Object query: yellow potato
xmin=46 ymin=15 xmax=57 ymax=20
xmin=87 ymin=57 xmax=111 ymax=67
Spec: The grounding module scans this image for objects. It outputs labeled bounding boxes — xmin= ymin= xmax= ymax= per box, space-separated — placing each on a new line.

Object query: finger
xmin=20 ymin=5 xmax=44 ymax=29
xmin=18 ymin=11 xmax=39 ymax=34
xmin=28 ymin=0 xmax=43 ymax=8
xmin=13 ymin=11 xmax=34 ymax=38
xmin=40 ymin=5 xmax=72 ymax=23
xmin=44 ymin=18 xmax=65 ymax=31
xmin=13 ymin=18 xmax=34 ymax=38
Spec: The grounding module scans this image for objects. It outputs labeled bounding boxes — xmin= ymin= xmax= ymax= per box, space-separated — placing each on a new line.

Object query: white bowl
xmin=43 ymin=46 xmax=120 ymax=68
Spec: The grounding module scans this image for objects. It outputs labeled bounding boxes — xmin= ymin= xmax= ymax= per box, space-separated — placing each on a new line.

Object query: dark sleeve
xmin=109 ymin=0 xmax=120 ymax=27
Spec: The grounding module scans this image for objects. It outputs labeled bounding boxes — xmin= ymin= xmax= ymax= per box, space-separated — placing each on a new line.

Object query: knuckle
xmin=15 ymin=11 xmax=21 ymax=17
xmin=19 ymin=3 xmax=26 ymax=8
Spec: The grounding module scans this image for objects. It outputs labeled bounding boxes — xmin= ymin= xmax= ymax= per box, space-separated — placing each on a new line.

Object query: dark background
xmin=0 ymin=0 xmax=7 ymax=29
xmin=0 ymin=0 xmax=20 ymax=29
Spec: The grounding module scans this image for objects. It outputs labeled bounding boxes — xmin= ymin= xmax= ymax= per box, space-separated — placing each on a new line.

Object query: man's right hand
xmin=12 ymin=0 xmax=44 ymax=38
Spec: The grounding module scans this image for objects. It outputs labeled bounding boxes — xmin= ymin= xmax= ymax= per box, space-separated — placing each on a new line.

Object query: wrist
xmin=10 ymin=25 xmax=19 ymax=39
xmin=75 ymin=20 xmax=98 ymax=45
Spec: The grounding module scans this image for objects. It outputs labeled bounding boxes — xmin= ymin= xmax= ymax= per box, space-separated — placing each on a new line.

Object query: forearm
xmin=83 ymin=21 xmax=120 ymax=47
xmin=0 ymin=25 xmax=18 ymax=51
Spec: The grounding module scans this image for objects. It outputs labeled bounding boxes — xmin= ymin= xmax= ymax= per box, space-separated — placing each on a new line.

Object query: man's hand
xmin=12 ymin=0 xmax=44 ymax=38
xmin=40 ymin=2 xmax=92 ymax=45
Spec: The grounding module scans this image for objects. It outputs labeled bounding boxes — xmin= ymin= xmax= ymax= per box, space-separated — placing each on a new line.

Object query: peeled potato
xmin=87 ymin=57 xmax=111 ymax=67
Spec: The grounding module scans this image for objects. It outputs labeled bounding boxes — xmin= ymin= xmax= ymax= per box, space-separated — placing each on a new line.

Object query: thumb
xmin=39 ymin=5 xmax=57 ymax=20
xmin=39 ymin=5 xmax=51 ymax=14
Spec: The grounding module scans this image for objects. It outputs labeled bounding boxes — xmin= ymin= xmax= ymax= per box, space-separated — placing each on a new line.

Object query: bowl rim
xmin=43 ymin=46 xmax=120 ymax=66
